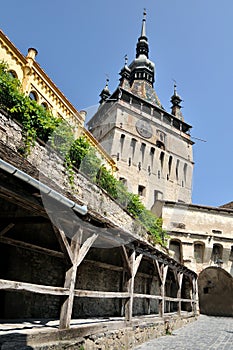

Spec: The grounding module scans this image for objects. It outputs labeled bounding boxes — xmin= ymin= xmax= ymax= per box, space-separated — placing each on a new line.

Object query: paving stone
xmin=134 ymin=315 xmax=233 ymax=350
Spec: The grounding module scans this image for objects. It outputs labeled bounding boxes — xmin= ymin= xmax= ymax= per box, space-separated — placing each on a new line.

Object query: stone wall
xmin=0 ymin=314 xmax=196 ymax=350
xmin=0 ymin=110 xmax=159 ymax=249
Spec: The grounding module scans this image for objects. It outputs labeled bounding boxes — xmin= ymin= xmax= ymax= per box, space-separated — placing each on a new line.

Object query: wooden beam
xmin=120 ymin=246 xmax=132 ymax=276
xmin=76 ymin=233 xmax=98 ymax=267
xmin=59 ymin=227 xmax=83 ymax=330
xmin=74 ymin=290 xmax=130 ymax=298
xmin=53 ymin=226 xmax=73 ymax=264
xmin=192 ymin=276 xmax=199 ymax=316
xmin=177 ymin=272 xmax=184 ymax=315
xmin=0 ymin=236 xmax=64 ymax=258
xmin=59 ymin=230 xmax=98 ymax=330
xmin=153 ymin=259 xmax=162 ymax=285
xmin=159 ymin=264 xmax=168 ymax=318
xmin=0 ymin=223 xmax=14 ymax=236
xmin=0 ymin=185 xmax=47 ymax=217
xmin=124 ymin=250 xmax=143 ymax=322
xmin=0 ymin=279 xmax=69 ymax=295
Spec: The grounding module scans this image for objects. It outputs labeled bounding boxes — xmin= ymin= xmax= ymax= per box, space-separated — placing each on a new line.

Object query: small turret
xmin=99 ymin=78 xmax=111 ymax=104
xmin=171 ymin=83 xmax=184 ymax=121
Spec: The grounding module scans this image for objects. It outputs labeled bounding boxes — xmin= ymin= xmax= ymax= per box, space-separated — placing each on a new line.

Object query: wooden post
xmin=59 ymin=229 xmax=98 ymax=329
xmin=121 ymin=246 xmax=142 ymax=323
xmin=158 ymin=264 xmax=168 ymax=318
xmin=192 ymin=276 xmax=199 ymax=316
xmin=177 ymin=272 xmax=183 ymax=315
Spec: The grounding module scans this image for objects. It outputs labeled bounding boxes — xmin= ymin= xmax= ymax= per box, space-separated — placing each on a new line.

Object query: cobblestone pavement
xmin=134 ymin=315 xmax=233 ymax=350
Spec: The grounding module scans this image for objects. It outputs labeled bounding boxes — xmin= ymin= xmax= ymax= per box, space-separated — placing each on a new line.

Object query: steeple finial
xmin=141 ymin=8 xmax=147 ymax=37
xmin=124 ymin=54 xmax=128 ymax=66
xmin=99 ymin=76 xmax=111 ymax=104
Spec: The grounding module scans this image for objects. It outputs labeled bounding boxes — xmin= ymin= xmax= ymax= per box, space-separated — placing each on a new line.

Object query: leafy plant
xmin=0 ymin=61 xmax=60 ymax=154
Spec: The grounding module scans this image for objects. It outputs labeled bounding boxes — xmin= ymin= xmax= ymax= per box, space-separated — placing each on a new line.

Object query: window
xmin=29 ymin=91 xmax=38 ymax=101
xmin=229 ymin=246 xmax=233 ymax=261
xmin=138 ymin=185 xmax=146 ymax=197
xmin=156 ymin=140 xmax=165 ymax=149
xmin=176 ymin=159 xmax=180 ymax=180
xmin=41 ymin=102 xmax=48 ymax=110
xmin=148 ymin=147 xmax=155 ymax=172
xmin=169 ymin=240 xmax=182 ymax=263
xmin=160 ymin=151 xmax=165 ymax=171
xmin=183 ymin=163 xmax=188 ymax=184
xmin=168 ymin=156 xmax=173 ymax=179
xmin=120 ymin=134 xmax=125 ymax=154
xmin=119 ymin=177 xmax=127 ymax=186
xmin=8 ymin=70 xmax=17 ymax=78
xmin=194 ymin=243 xmax=205 ymax=263
xmin=211 ymin=244 xmax=223 ymax=262
xmin=140 ymin=143 xmax=146 ymax=164
xmin=130 ymin=138 xmax=137 ymax=160
xmin=154 ymin=190 xmax=163 ymax=201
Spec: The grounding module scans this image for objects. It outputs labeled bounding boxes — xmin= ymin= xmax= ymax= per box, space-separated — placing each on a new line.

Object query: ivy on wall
xmin=0 ymin=61 xmax=168 ymax=246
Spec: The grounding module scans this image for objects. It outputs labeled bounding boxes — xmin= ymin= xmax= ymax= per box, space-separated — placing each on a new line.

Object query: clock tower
xmin=87 ymin=11 xmax=194 ymax=211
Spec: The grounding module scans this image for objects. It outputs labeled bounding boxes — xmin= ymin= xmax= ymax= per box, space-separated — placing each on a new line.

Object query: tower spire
xmin=171 ymin=83 xmax=184 ymax=120
xmin=141 ymin=8 xmax=147 ymax=37
xmin=136 ymin=9 xmax=149 ymax=58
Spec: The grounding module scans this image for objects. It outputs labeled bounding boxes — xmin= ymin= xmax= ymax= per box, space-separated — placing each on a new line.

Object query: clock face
xmin=135 ymin=119 xmax=153 ymax=139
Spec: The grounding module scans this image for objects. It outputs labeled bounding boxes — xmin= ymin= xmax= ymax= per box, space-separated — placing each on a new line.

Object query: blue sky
xmin=0 ymin=0 xmax=232 ymax=207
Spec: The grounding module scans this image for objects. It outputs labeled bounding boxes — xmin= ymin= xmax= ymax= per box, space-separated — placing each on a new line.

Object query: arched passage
xmin=198 ymin=267 xmax=233 ymax=316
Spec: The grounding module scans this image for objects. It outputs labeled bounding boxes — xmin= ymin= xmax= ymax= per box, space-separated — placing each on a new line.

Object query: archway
xmin=198 ymin=267 xmax=233 ymax=316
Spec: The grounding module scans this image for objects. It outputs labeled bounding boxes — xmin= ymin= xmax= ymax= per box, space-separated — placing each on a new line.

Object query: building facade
xmin=87 ymin=11 xmax=233 ymax=316
xmin=87 ymin=12 xmax=194 ymax=210
xmin=0 ymin=29 xmax=116 ymax=172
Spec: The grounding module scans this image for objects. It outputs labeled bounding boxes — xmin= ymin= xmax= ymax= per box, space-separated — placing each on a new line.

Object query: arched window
xmin=168 ymin=155 xmax=173 ymax=179
xmin=156 ymin=140 xmax=165 ymax=149
xmin=8 ymin=70 xmax=17 ymax=79
xmin=183 ymin=163 xmax=188 ymax=184
xmin=29 ymin=91 xmax=38 ymax=101
xmin=194 ymin=242 xmax=205 ymax=263
xmin=160 ymin=151 xmax=165 ymax=171
xmin=211 ymin=243 xmax=223 ymax=263
xmin=176 ymin=159 xmax=180 ymax=180
xmin=169 ymin=240 xmax=182 ymax=263
xmin=130 ymin=138 xmax=137 ymax=160
xmin=41 ymin=102 xmax=48 ymax=110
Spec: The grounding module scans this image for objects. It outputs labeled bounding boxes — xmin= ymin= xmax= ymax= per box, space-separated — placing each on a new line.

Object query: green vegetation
xmin=0 ymin=61 xmax=60 ymax=154
xmin=0 ymin=60 xmax=167 ymax=246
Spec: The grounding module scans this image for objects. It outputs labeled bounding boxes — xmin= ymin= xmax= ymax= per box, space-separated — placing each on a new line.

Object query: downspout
xmin=0 ymin=158 xmax=88 ymax=216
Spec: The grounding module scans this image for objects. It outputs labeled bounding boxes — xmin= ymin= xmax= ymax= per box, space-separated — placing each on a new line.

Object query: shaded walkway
xmin=134 ymin=315 xmax=233 ymax=350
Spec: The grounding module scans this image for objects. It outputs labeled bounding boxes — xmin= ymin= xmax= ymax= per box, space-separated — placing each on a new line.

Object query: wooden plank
xmin=0 ymin=223 xmax=14 ymax=236
xmin=74 ymin=290 xmax=130 ymax=298
xmin=0 ymin=236 xmax=64 ymax=258
xmin=0 ymin=278 xmax=69 ymax=295
xmin=84 ymin=259 xmax=123 ymax=272
xmin=133 ymin=293 xmax=162 ymax=300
